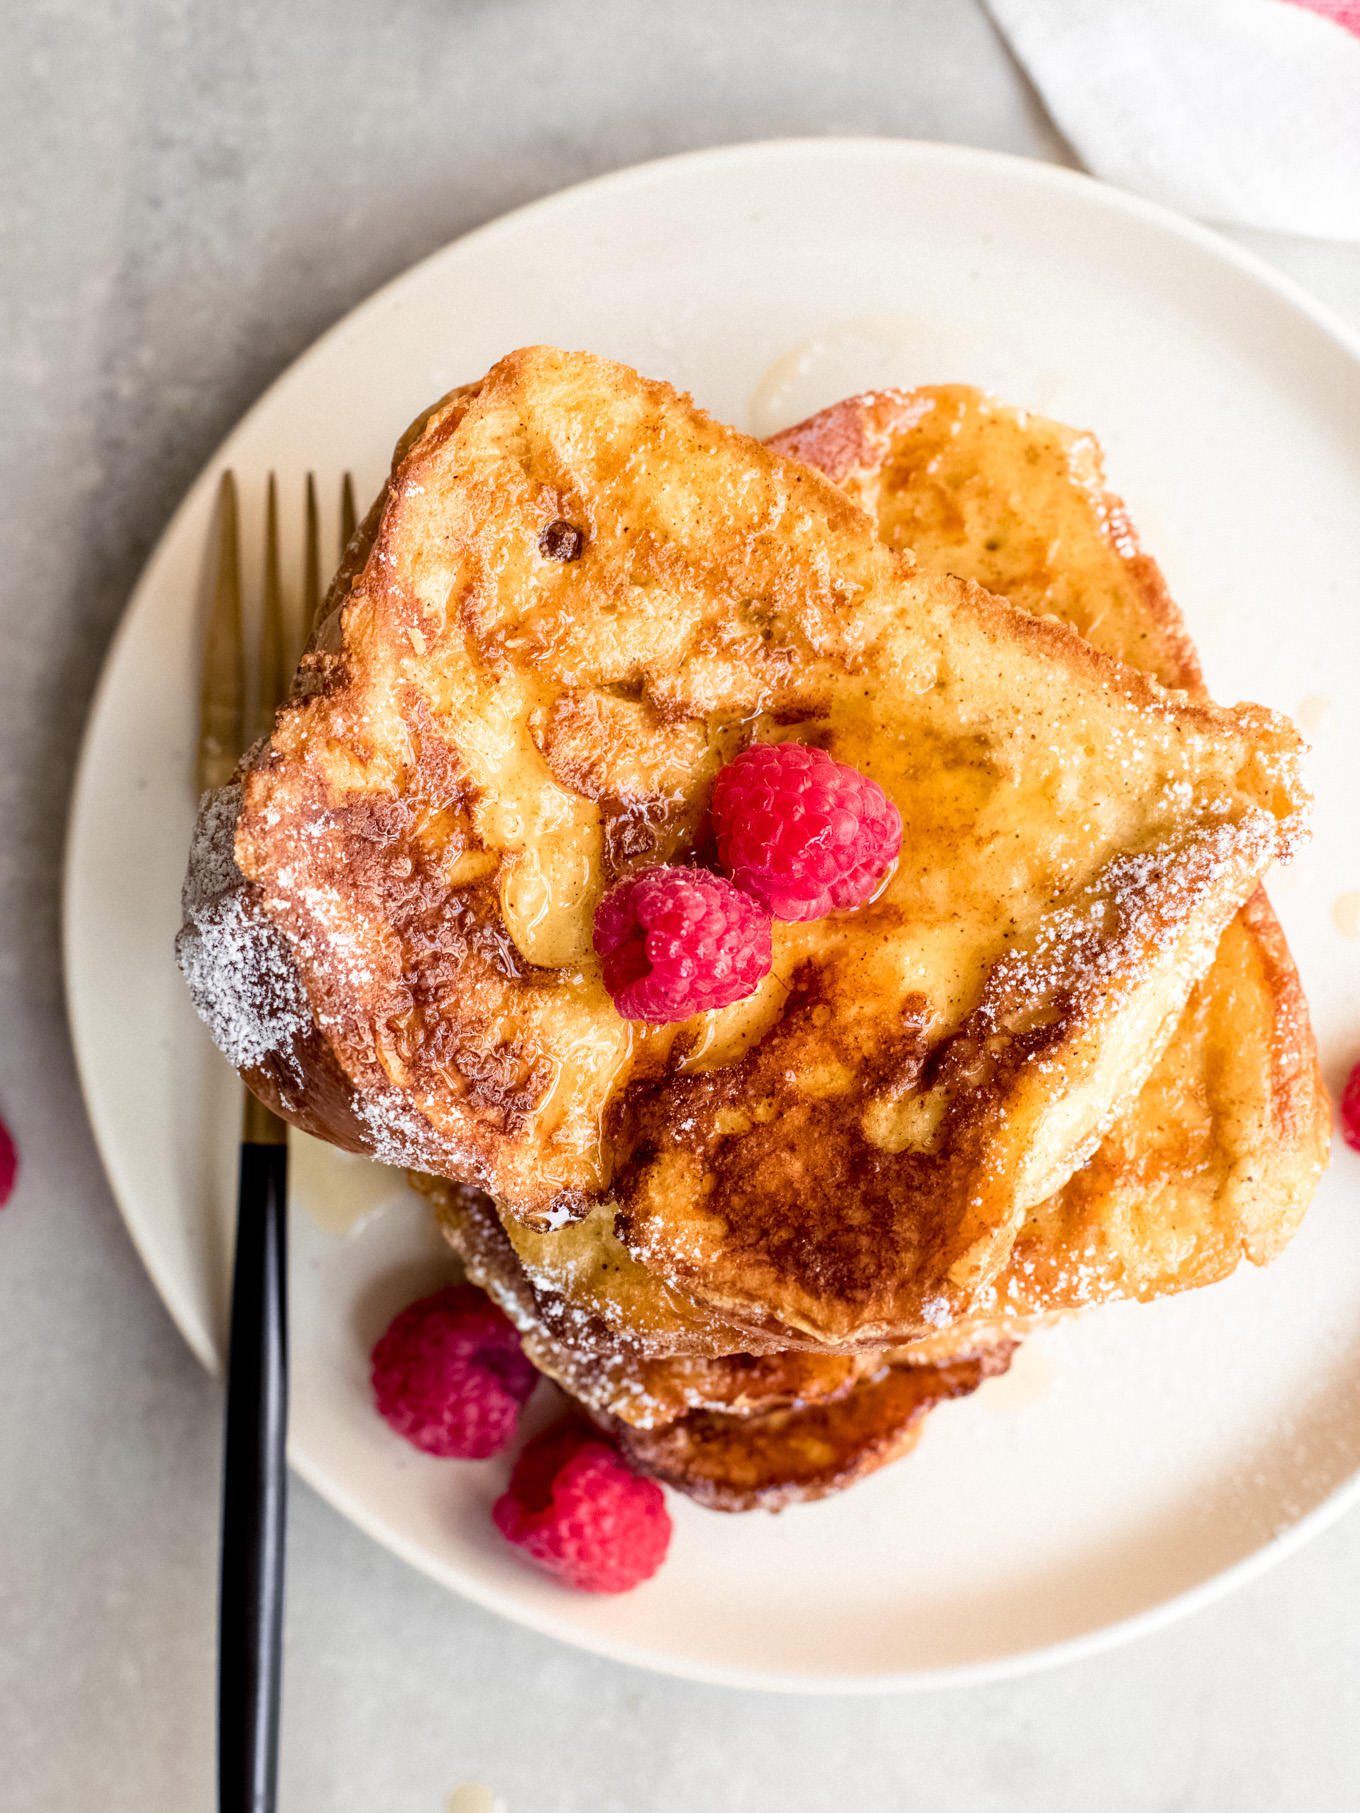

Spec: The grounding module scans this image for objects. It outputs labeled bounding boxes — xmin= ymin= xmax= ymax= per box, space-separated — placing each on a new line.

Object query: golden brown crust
xmin=923 ymin=898 xmax=1328 ymax=1329
xmin=419 ymin=1168 xmax=1012 ymax=1510
xmin=603 ymin=1349 xmax=1013 ymax=1512
xmin=420 ymin=1166 xmax=1014 ymax=1384
xmin=769 ymin=384 xmax=1204 ymax=693
xmin=1238 ymin=885 xmax=1331 ymax=1171
xmin=413 ymin=1169 xmax=798 ymax=1382
xmin=301 ymin=385 xmax=483 ymax=674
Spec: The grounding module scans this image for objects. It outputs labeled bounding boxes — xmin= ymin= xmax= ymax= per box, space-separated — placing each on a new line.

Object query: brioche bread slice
xmin=417 ymin=1172 xmax=1008 ymax=1513
xmin=603 ymin=1355 xmax=1008 ymax=1513
xmin=180 ymin=347 xmax=1309 ymax=1346
xmin=770 ymin=386 xmax=1329 ymax=1330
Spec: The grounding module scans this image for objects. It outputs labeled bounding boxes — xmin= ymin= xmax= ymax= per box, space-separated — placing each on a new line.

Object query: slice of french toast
xmin=603 ymin=1354 xmax=1010 ymax=1514
xmin=179 ymin=347 xmax=1309 ymax=1347
xmin=418 ymin=1172 xmax=1010 ymax=1512
xmin=771 ymin=383 xmax=1203 ymax=690
xmin=770 ymin=386 xmax=1329 ymax=1328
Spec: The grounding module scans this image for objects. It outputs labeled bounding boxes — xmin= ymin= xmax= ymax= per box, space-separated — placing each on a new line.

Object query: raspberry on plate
xmin=1341 ymin=1058 xmax=1360 ymax=1154
xmin=492 ymin=1419 xmax=672 ymax=1593
xmin=0 ymin=1114 xmax=16 ymax=1208
xmin=592 ymin=865 xmax=772 ymax=1023
xmin=371 ymin=1284 xmax=538 ymax=1459
xmin=712 ymin=742 xmax=902 ymax=921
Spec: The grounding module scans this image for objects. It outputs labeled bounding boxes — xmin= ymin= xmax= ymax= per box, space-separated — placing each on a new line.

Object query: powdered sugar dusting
xmin=979 ymin=811 xmax=1279 ymax=1035
xmin=355 ymin=1087 xmax=479 ymax=1176
xmin=175 ymin=784 xmax=312 ymax=1074
xmin=177 ymin=787 xmax=493 ymax=1176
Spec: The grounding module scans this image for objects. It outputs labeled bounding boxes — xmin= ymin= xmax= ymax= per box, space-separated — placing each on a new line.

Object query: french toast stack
xmin=179 ymin=348 xmax=1328 ymax=1513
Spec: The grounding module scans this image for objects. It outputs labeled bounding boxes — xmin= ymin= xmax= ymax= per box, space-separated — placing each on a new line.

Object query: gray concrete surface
xmin=2 ymin=3 xmax=1358 ymax=1809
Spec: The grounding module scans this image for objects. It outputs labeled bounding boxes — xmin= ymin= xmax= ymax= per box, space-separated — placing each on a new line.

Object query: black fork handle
xmin=218 ymin=1132 xmax=289 ymax=1813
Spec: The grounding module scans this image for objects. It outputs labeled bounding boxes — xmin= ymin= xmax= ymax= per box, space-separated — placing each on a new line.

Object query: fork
xmin=198 ymin=469 xmax=355 ymax=1813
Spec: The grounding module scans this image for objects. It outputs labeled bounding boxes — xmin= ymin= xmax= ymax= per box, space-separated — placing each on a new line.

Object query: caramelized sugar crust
xmin=420 ymin=868 xmax=1323 ymax=1412
xmin=419 ymin=1171 xmax=1017 ymax=1408
xmin=605 ymin=1352 xmax=1012 ymax=1513
xmin=770 ymin=383 xmax=1203 ymax=691
xmin=420 ymin=1171 xmax=1013 ymax=1511
xmin=189 ymin=348 xmax=1310 ymax=1349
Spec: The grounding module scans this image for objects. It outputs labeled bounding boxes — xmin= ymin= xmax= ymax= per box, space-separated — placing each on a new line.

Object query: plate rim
xmin=61 ymin=133 xmax=1360 ymax=1692
xmin=289 ymin=1440 xmax=1360 ymax=1694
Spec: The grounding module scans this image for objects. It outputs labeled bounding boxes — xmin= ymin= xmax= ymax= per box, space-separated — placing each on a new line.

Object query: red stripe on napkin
xmin=1278 ymin=0 xmax=1360 ymax=40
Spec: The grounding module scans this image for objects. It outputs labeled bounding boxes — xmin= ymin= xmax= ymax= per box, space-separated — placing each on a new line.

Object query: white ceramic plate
xmin=64 ymin=140 xmax=1360 ymax=1691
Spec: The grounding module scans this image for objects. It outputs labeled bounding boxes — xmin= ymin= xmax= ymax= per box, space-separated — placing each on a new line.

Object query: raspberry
xmin=0 ymin=1114 xmax=15 ymax=1208
xmin=492 ymin=1419 xmax=672 ymax=1593
xmin=592 ymin=865 xmax=772 ymax=1023
xmin=712 ymin=742 xmax=902 ymax=921
xmin=371 ymin=1284 xmax=538 ymax=1459
xmin=1341 ymin=1058 xmax=1360 ymax=1154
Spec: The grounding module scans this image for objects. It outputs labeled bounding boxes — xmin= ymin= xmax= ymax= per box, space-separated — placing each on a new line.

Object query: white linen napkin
xmin=983 ymin=0 xmax=1360 ymax=240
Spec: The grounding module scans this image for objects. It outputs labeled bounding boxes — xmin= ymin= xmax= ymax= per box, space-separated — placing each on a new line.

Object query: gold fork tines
xmin=254 ymin=476 xmax=287 ymax=748
xmin=196 ymin=468 xmax=355 ymax=792
xmin=340 ymin=471 xmax=357 ymax=554
xmin=303 ymin=473 xmax=321 ymax=676
xmin=196 ymin=473 xmax=245 ymax=795
xmin=197 ymin=468 xmax=356 ymax=1149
